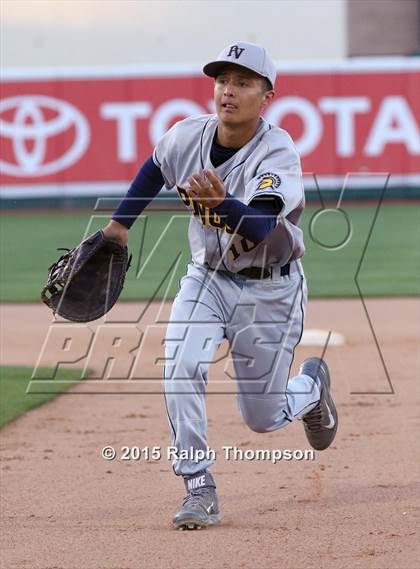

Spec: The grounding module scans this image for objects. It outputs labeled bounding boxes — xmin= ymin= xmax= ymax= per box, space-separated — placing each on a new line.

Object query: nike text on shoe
xmin=300 ymin=357 xmax=338 ymax=451
xmin=173 ymin=471 xmax=220 ymax=530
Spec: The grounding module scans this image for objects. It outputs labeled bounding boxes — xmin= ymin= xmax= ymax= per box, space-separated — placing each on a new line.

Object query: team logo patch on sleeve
xmin=256 ymin=172 xmax=281 ymax=191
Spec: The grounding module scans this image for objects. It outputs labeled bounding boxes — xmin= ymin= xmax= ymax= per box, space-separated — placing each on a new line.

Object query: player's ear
xmin=261 ymin=89 xmax=275 ymax=109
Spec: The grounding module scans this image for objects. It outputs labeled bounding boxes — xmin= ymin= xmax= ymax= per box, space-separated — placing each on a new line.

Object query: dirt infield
xmin=1 ymin=298 xmax=419 ymax=569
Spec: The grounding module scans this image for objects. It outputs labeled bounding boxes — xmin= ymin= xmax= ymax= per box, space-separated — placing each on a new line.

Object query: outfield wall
xmin=1 ymin=58 xmax=419 ymax=208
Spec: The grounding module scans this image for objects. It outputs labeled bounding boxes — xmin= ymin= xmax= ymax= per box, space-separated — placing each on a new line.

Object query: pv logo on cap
xmin=227 ymin=45 xmax=245 ymax=59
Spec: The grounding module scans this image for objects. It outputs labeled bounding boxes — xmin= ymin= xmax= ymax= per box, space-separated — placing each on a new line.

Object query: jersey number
xmin=229 ymin=238 xmax=258 ymax=260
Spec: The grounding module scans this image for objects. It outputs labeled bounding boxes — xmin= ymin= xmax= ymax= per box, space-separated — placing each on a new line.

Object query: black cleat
xmin=300 ymin=357 xmax=338 ymax=451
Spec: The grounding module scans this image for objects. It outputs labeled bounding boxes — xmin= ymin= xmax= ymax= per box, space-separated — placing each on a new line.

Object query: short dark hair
xmin=261 ymin=77 xmax=273 ymax=92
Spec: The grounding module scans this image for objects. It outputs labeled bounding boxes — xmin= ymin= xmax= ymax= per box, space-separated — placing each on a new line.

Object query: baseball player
xmin=103 ymin=41 xmax=338 ymax=530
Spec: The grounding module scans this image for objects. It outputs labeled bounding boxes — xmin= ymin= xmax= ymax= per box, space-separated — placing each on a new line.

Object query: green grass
xmin=0 ymin=203 xmax=418 ymax=302
xmin=302 ymin=203 xmax=419 ymax=296
xmin=0 ymin=366 xmax=83 ymax=428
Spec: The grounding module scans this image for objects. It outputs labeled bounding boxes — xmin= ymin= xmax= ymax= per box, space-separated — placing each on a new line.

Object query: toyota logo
xmin=0 ymin=95 xmax=90 ymax=177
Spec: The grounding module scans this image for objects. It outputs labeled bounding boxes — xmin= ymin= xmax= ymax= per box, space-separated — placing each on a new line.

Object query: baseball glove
xmin=41 ymin=230 xmax=131 ymax=322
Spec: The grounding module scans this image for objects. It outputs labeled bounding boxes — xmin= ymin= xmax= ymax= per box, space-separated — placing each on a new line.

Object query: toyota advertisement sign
xmin=0 ymin=58 xmax=419 ymax=198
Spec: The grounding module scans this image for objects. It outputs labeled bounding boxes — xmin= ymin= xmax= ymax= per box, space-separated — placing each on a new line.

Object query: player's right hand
xmin=186 ymin=169 xmax=226 ymax=209
xmin=102 ymin=220 xmax=129 ymax=246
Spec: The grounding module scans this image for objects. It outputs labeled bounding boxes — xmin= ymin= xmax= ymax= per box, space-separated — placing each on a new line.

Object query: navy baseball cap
xmin=203 ymin=41 xmax=277 ymax=89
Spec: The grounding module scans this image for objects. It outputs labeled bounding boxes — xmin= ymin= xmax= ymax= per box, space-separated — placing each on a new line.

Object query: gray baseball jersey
xmin=153 ymin=114 xmax=305 ymax=271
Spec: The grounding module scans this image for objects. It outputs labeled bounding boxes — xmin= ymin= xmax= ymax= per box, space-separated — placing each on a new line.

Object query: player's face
xmin=214 ymin=66 xmax=274 ymax=126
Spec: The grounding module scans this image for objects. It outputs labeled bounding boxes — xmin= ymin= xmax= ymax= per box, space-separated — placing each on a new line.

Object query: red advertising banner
xmin=0 ymin=59 xmax=419 ymax=197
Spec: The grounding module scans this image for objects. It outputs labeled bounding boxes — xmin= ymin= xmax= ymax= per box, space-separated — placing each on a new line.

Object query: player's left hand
xmin=186 ymin=169 xmax=226 ymax=209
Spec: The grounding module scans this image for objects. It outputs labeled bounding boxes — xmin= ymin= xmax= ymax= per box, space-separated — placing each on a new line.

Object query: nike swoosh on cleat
xmin=324 ymin=402 xmax=335 ymax=429
xmin=206 ymin=502 xmax=214 ymax=514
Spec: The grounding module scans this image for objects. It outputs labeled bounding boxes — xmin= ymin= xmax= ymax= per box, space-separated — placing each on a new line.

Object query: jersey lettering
xmin=177 ymin=186 xmax=234 ymax=234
